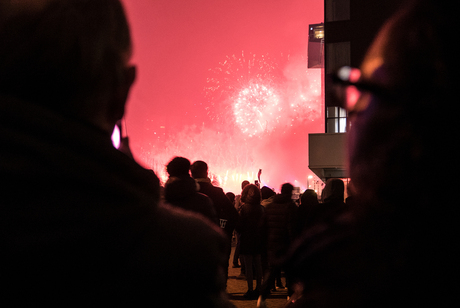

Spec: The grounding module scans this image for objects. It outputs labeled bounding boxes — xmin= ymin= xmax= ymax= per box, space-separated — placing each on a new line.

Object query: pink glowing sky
xmin=121 ymin=0 xmax=324 ymax=193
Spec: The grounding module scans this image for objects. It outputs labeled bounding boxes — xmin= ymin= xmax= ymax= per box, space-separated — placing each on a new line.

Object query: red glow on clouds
xmin=121 ymin=0 xmax=324 ymax=193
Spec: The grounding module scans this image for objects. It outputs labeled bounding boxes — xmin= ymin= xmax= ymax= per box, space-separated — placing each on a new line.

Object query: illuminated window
xmin=327 ymin=106 xmax=348 ymax=133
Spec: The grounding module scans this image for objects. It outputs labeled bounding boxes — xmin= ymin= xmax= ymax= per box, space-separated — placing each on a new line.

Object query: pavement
xmin=226 ymin=246 xmax=288 ymax=308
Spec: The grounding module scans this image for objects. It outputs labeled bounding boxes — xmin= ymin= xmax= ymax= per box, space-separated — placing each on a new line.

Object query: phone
xmin=111 ymin=120 xmax=122 ymax=149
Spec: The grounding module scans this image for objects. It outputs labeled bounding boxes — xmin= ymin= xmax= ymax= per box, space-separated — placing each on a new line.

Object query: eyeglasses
xmin=330 ymin=66 xmax=395 ymax=114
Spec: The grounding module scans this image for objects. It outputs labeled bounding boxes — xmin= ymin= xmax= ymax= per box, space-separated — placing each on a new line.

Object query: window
xmin=327 ymin=106 xmax=348 ymax=133
xmin=325 ymin=41 xmax=350 ymax=133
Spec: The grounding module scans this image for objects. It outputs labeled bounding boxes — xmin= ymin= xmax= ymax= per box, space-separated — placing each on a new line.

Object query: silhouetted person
xmin=233 ymin=180 xmax=250 ymax=270
xmin=235 ymin=180 xmax=250 ymax=213
xmin=259 ymin=185 xmax=275 ymax=273
xmin=165 ymin=156 xmax=192 ymax=177
xmin=225 ymin=191 xmax=237 ymax=248
xmin=235 ymin=184 xmax=266 ymax=299
xmin=260 ymin=186 xmax=276 ymax=207
xmin=164 ymin=157 xmax=218 ymax=224
xmin=275 ymin=1 xmax=458 ymax=307
xmin=297 ymin=189 xmax=320 ymax=233
xmin=321 ymin=178 xmax=345 ymax=205
xmin=191 ymin=160 xmax=239 ymax=281
xmin=226 ymin=192 xmax=236 ymax=205
xmin=263 ymin=183 xmax=298 ymax=291
xmin=0 ymin=1 xmax=232 ymax=306
xmin=314 ymin=178 xmax=347 ymax=224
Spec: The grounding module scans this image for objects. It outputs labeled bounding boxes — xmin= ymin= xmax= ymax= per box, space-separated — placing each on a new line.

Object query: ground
xmin=226 ymin=246 xmax=289 ymax=308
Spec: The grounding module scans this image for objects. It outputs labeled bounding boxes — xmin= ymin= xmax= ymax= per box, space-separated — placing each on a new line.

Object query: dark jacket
xmin=0 ymin=96 xmax=233 ymax=307
xmin=264 ymin=193 xmax=298 ymax=259
xmin=235 ymin=202 xmax=266 ymax=255
xmin=164 ymin=175 xmax=218 ymax=225
xmin=195 ymin=179 xmax=239 ymax=240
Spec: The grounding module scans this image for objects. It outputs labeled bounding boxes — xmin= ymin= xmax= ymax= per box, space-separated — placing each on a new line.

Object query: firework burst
xmin=205 ymin=51 xmax=321 ymax=138
xmin=205 ymin=51 xmax=286 ymax=137
xmin=233 ymin=82 xmax=283 ymax=137
xmin=140 ymin=51 xmax=323 ymax=193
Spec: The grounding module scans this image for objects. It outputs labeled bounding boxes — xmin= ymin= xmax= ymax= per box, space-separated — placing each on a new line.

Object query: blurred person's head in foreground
xmin=343 ymin=0 xmax=458 ymax=211
xmin=0 ymin=0 xmax=135 ymax=134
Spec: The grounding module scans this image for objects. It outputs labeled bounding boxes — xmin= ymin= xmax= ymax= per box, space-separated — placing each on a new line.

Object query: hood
xmin=164 ymin=176 xmax=197 ymax=202
xmin=261 ymin=195 xmax=275 ymax=207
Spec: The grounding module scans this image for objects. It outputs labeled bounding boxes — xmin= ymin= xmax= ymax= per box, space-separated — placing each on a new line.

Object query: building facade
xmin=309 ymin=0 xmax=402 ymax=181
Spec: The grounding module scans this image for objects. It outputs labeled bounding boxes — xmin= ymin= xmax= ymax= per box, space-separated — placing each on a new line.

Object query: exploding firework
xmin=233 ymin=82 xmax=283 ymax=137
xmin=205 ymin=51 xmax=285 ymax=137
xmin=205 ymin=51 xmax=321 ymax=138
xmin=141 ymin=51 xmax=323 ymax=193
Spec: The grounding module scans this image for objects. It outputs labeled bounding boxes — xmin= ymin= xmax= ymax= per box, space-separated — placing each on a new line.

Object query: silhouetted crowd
xmin=163 ymin=158 xmax=352 ymax=301
xmin=1 ymin=0 xmax=457 ymax=307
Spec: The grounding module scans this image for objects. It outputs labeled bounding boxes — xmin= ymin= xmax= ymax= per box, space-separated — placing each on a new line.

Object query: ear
xmin=109 ymin=65 xmax=136 ymax=124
